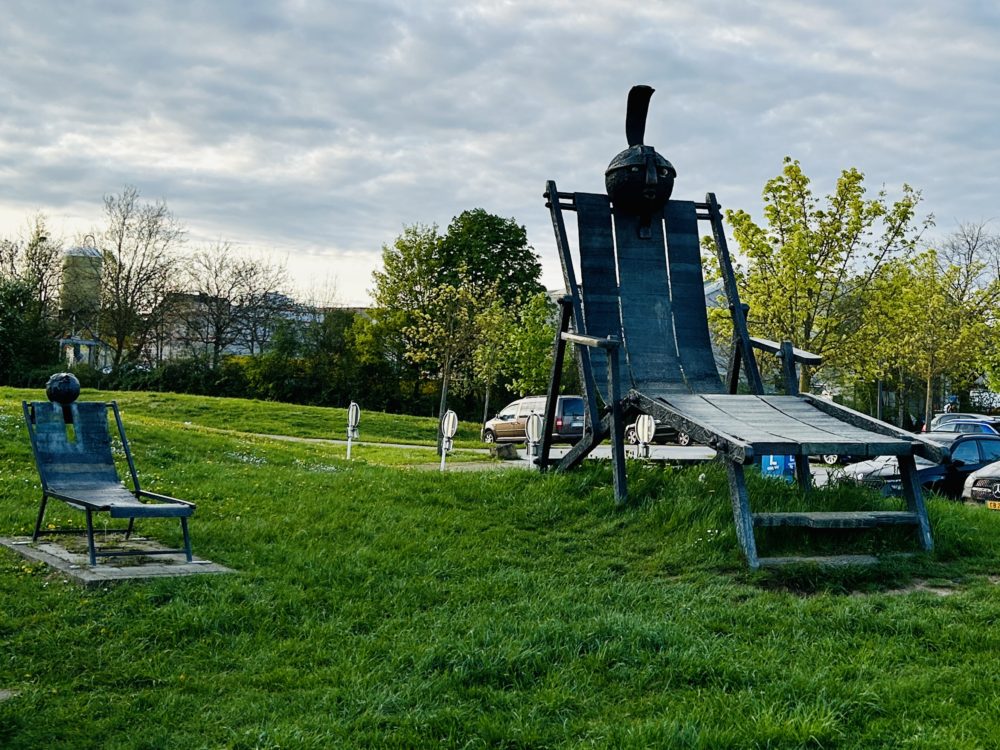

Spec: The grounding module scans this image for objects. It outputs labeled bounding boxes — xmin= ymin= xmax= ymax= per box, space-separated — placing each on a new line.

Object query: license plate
xmin=987 ymin=501 xmax=1000 ymax=511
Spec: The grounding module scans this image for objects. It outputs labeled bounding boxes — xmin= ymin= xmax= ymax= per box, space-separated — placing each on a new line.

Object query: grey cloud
xmin=1 ymin=0 xmax=998 ymax=303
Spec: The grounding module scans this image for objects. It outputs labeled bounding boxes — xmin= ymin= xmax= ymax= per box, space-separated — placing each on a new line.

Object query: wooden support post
xmin=181 ymin=517 xmax=193 ymax=562
xmin=898 ymin=454 xmax=933 ymax=551
xmin=85 ymin=509 xmax=97 ymax=567
xmin=726 ymin=461 xmax=759 ymax=569
xmin=540 ymin=298 xmax=572 ymax=471
xmin=779 ymin=340 xmax=799 ymax=396
xmin=33 ymin=494 xmax=48 ymax=541
xmin=726 ymin=336 xmax=742 ymax=394
xmin=607 ymin=340 xmax=627 ymax=505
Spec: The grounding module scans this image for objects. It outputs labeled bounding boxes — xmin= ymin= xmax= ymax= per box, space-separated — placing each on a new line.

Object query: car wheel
xmin=483 ymin=429 xmax=496 ymax=444
xmin=822 ymin=454 xmax=839 ymax=465
xmin=676 ymin=431 xmax=691 ymax=446
xmin=625 ymin=425 xmax=639 ymax=445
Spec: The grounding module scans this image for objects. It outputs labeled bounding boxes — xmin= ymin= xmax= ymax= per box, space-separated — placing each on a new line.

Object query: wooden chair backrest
xmin=571 ymin=194 xmax=724 ymax=400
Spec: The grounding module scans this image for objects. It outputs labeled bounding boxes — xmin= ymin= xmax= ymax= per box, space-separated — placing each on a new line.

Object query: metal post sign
xmin=346 ymin=401 xmax=360 ymax=460
xmin=635 ymin=414 xmax=654 ymax=459
xmin=440 ymin=409 xmax=458 ymax=471
xmin=525 ymin=412 xmax=543 ymax=464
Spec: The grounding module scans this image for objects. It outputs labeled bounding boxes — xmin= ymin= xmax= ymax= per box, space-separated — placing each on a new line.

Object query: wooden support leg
xmin=32 ymin=494 xmax=48 ymax=541
xmin=181 ymin=517 xmax=193 ymax=562
xmin=540 ymin=300 xmax=572 ymax=471
xmin=898 ymin=454 xmax=933 ymax=552
xmin=85 ymin=509 xmax=97 ymax=566
xmin=125 ymin=517 xmax=135 ymax=539
xmin=726 ymin=462 xmax=759 ymax=569
xmin=607 ymin=345 xmax=627 ymax=505
xmin=795 ymin=456 xmax=812 ymax=493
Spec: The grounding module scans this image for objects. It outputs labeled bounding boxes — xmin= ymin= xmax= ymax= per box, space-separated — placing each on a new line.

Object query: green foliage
xmin=726 ymin=158 xmax=930 ymax=390
xmin=370 ymin=210 xmax=545 ymax=417
xmin=855 ymin=246 xmax=1000 ymax=422
xmin=5 ymin=390 xmax=1000 ymax=747
xmin=439 ymin=208 xmax=544 ymax=305
xmin=0 ymin=279 xmax=60 ymax=386
xmin=504 ymin=291 xmax=557 ymax=396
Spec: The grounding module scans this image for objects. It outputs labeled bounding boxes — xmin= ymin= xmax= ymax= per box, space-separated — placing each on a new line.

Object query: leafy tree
xmin=472 ymin=295 xmax=515 ymax=431
xmin=371 ymin=223 xmax=445 ymax=313
xmin=857 ymin=238 xmax=1000 ymax=424
xmin=725 ymin=158 xmax=931 ymax=391
xmin=405 ymin=279 xmax=492 ymax=442
xmin=0 ymin=278 xmax=59 ymax=385
xmin=503 ymin=292 xmax=557 ymax=396
xmin=439 ymin=209 xmax=544 ymax=305
xmin=369 ymin=212 xmax=545 ymax=418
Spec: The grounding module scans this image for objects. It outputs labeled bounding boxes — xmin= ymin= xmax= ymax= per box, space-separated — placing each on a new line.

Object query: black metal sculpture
xmin=604 ymin=86 xmax=676 ymax=234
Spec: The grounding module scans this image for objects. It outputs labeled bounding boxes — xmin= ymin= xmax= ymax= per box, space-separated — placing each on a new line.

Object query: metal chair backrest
xmin=24 ymin=401 xmax=121 ymax=490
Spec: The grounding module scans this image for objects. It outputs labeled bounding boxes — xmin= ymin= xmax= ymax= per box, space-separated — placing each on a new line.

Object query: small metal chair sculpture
xmin=540 ymin=86 xmax=940 ymax=568
xmin=23 ymin=389 xmax=195 ymax=566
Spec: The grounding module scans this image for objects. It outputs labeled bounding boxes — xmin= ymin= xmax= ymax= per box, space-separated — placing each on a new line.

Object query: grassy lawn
xmin=0 ymin=387 xmax=488 ymax=449
xmin=3 ymin=389 xmax=1000 ymax=748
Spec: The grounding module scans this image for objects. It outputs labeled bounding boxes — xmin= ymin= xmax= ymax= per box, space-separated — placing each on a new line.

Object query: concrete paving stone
xmin=0 ymin=536 xmax=233 ymax=587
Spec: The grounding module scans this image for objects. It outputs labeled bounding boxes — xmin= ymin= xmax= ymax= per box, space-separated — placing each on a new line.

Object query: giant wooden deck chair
xmin=23 ymin=400 xmax=195 ymax=566
xmin=538 ymin=184 xmax=942 ymax=568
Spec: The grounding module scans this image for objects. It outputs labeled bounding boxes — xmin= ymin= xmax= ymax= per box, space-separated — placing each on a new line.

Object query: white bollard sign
xmin=440 ymin=409 xmax=459 ymax=471
xmin=347 ymin=401 xmax=361 ymax=459
xmin=525 ymin=412 xmax=543 ymax=464
xmin=635 ymin=414 xmax=655 ymax=459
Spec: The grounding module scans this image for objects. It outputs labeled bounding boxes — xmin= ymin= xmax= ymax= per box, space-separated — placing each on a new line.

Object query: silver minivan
xmin=482 ymin=395 xmax=585 ymax=444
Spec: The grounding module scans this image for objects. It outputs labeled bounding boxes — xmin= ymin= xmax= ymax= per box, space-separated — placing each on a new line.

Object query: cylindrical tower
xmin=60 ymin=243 xmax=102 ymax=334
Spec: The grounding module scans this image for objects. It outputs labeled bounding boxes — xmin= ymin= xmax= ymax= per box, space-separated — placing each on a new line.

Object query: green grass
xmin=3 ymin=390 xmax=1000 ymax=747
xmin=0 ymin=387 xmax=488 ymax=448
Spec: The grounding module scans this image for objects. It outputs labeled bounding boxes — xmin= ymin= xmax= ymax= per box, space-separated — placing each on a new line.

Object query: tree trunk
xmin=798 ymin=364 xmax=810 ymax=394
xmin=481 ymin=385 xmax=491 ymax=440
xmin=924 ymin=359 xmax=934 ymax=428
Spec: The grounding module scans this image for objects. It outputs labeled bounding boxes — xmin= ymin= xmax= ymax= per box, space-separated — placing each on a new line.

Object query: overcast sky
xmin=2 ymin=1 xmax=998 ymax=304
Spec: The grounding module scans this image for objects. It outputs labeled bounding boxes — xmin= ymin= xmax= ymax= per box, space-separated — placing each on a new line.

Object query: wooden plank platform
xmin=757 ymin=554 xmax=881 ymax=568
xmin=753 ymin=511 xmax=921 ymax=529
xmin=655 ymin=394 xmax=916 ymax=457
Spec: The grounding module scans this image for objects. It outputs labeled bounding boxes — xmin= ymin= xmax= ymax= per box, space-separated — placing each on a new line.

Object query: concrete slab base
xmin=0 ymin=536 xmax=233 ymax=587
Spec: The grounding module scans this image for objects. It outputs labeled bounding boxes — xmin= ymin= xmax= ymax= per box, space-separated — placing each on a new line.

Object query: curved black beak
xmin=625 ymin=85 xmax=655 ymax=147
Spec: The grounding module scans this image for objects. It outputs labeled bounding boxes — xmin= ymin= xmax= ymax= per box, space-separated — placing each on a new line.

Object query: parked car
xmin=623 ymin=417 xmax=691 ymax=446
xmin=927 ymin=419 xmax=1000 ymax=436
xmin=962 ymin=460 xmax=1000 ymax=508
xmin=925 ymin=412 xmax=991 ymax=432
xmin=810 ymin=453 xmax=862 ymax=466
xmin=482 ymin=395 xmax=585 ymax=444
xmin=846 ymin=432 xmax=1000 ymax=499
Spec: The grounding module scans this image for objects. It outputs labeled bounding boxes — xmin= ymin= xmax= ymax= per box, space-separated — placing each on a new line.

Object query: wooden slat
xmin=612 ymin=207 xmax=687 ymax=393
xmin=757 ymin=555 xmax=882 ymax=568
xmin=664 ymin=200 xmax=724 ymax=393
xmin=658 ymin=394 xmax=915 ymax=457
xmin=575 ymin=193 xmax=624 ymax=401
xmin=750 ymin=336 xmax=823 ymax=366
xmin=753 ymin=511 xmax=920 ymax=528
